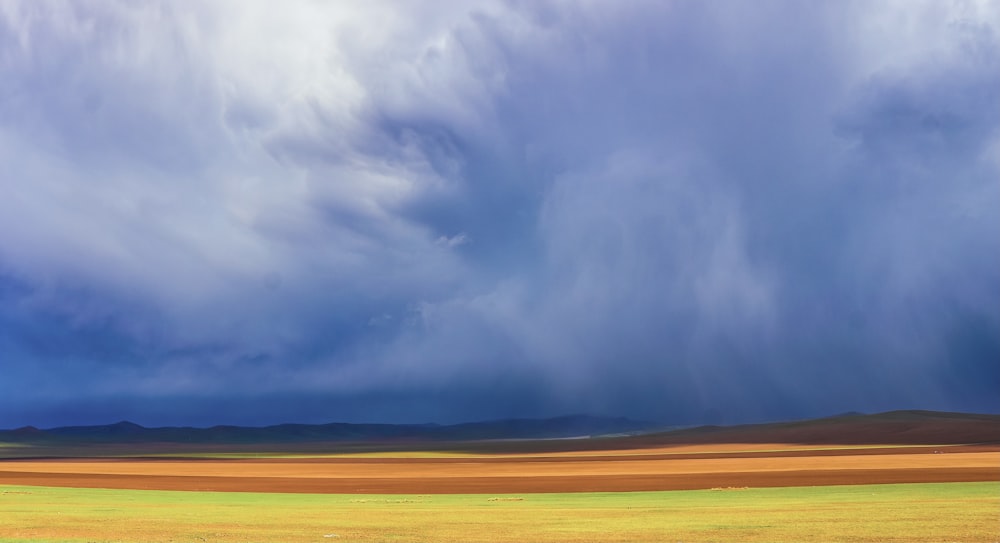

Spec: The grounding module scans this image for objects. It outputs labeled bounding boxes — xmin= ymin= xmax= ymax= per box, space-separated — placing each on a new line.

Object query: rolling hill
xmin=1 ymin=411 xmax=997 ymax=457
xmin=0 ymin=414 xmax=657 ymax=446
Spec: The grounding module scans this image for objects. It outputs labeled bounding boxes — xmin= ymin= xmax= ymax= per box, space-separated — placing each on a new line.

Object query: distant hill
xmin=2 ymin=411 xmax=997 ymax=454
xmin=626 ymin=410 xmax=1000 ymax=446
xmin=0 ymin=414 xmax=659 ymax=445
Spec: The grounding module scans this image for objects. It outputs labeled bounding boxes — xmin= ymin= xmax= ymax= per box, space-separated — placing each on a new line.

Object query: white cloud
xmin=1 ymin=1 xmax=998 ymax=425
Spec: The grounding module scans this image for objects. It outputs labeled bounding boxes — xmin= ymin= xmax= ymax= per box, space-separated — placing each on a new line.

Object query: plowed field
xmin=2 ymin=442 xmax=996 ymax=494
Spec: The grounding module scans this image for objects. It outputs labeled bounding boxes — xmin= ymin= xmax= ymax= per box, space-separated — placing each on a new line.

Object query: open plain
xmin=2 ymin=482 xmax=998 ymax=543
xmin=2 ymin=411 xmax=998 ymax=542
xmin=1 ymin=442 xmax=998 ymax=494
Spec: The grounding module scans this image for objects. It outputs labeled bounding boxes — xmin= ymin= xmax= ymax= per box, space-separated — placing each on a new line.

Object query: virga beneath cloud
xmin=0 ymin=1 xmax=997 ymax=427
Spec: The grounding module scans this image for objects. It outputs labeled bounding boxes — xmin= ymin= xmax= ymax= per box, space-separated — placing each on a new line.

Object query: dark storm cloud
xmin=1 ymin=1 xmax=997 ymax=427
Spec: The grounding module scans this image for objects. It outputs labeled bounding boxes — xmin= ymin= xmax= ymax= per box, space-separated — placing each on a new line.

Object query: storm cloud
xmin=1 ymin=1 xmax=998 ymax=427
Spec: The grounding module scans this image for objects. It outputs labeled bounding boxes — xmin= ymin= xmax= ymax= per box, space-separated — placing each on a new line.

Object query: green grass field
xmin=1 ymin=482 xmax=996 ymax=542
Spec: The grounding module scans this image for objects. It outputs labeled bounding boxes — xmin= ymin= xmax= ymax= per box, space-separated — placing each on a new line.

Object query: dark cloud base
xmin=1 ymin=2 xmax=998 ymax=428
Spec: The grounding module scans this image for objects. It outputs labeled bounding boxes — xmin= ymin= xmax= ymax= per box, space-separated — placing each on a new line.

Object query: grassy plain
xmin=3 ymin=442 xmax=996 ymax=494
xmin=1 ymin=482 xmax=997 ymax=543
xmin=2 ymin=413 xmax=997 ymax=541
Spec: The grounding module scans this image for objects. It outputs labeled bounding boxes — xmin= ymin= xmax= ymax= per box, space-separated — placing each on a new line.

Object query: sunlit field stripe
xmin=1 ymin=482 xmax=997 ymax=543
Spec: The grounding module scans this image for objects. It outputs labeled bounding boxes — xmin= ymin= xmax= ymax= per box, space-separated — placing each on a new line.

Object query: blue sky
xmin=1 ymin=1 xmax=998 ymax=428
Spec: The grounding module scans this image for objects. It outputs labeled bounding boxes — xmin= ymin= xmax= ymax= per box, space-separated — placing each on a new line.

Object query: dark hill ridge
xmin=1 ymin=410 xmax=997 ymax=449
xmin=0 ymin=414 xmax=659 ymax=445
xmin=627 ymin=410 xmax=1000 ymax=446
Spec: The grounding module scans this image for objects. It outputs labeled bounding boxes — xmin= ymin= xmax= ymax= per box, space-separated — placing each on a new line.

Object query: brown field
xmin=5 ymin=414 xmax=998 ymax=542
xmin=2 ymin=442 xmax=997 ymax=494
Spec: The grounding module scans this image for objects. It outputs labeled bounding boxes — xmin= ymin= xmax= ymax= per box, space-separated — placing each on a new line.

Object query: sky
xmin=1 ymin=1 xmax=998 ymax=429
